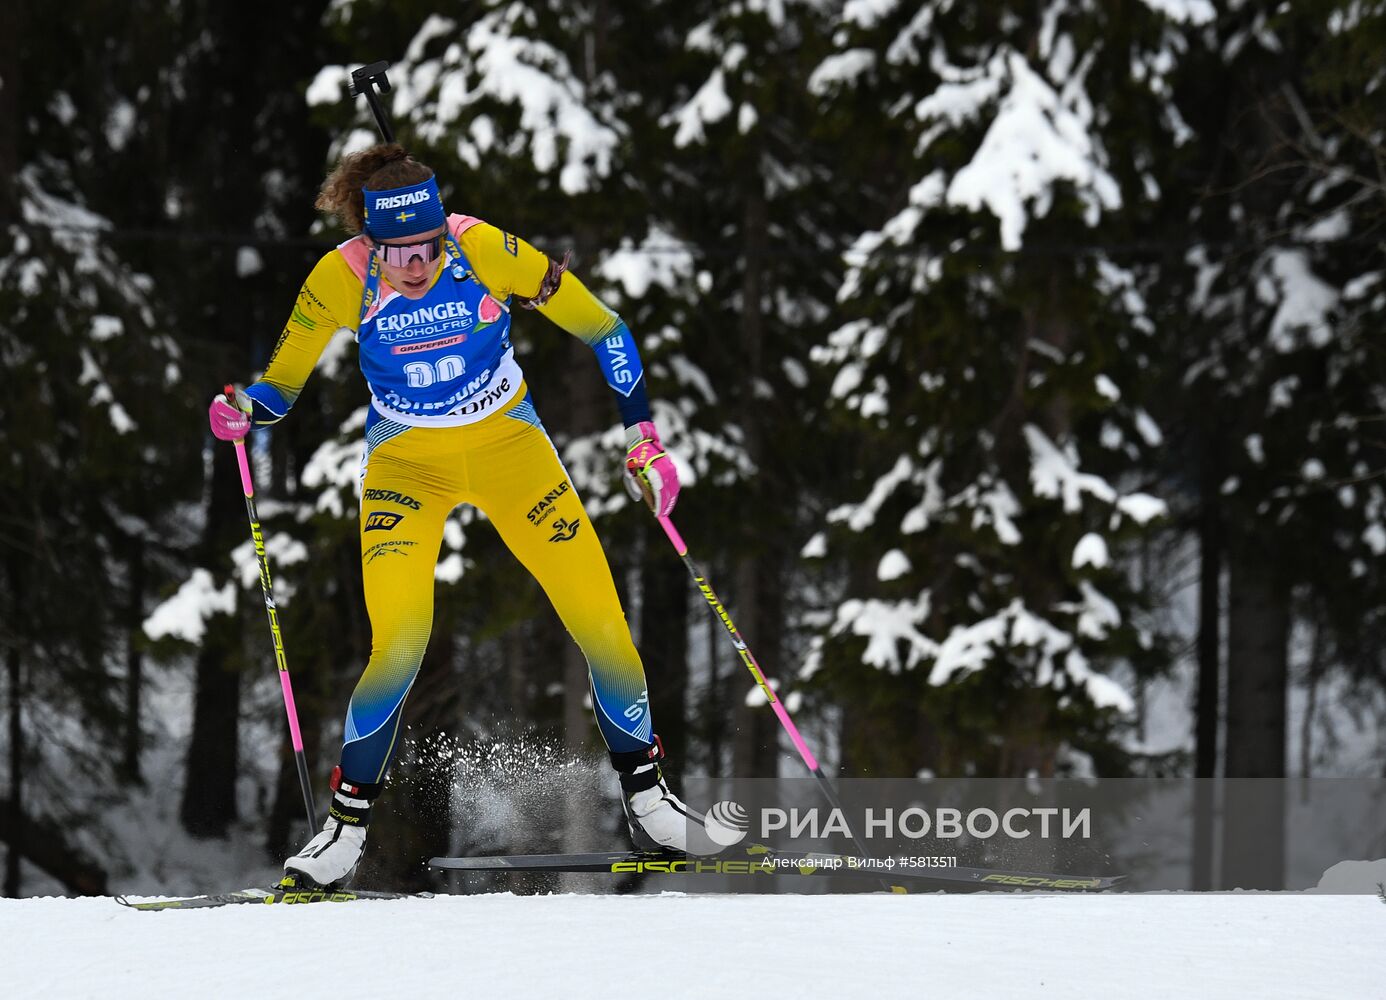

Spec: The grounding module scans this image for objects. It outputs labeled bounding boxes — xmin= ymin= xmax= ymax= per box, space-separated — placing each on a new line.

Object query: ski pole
xmin=224 ymin=385 xmax=318 ymax=831
xmin=348 ymin=61 xmax=396 ymax=144
xmin=654 ymin=514 xmax=893 ymax=886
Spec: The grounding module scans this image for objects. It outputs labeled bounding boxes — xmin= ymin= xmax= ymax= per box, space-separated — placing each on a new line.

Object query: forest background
xmin=2 ymin=0 xmax=1383 ymax=896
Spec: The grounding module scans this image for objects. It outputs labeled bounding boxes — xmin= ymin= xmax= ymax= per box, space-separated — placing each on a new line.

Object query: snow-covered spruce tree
xmin=635 ymin=0 xmax=855 ymax=777
xmin=1166 ymin=3 xmax=1386 ymax=791
xmin=117 ymin=0 xmax=340 ymax=844
xmin=1292 ymin=1 xmax=1386 ymax=722
xmin=0 ymin=177 xmax=188 ymax=891
xmin=802 ymin=0 xmax=1210 ymax=778
xmin=88 ymin=0 xmax=358 ymax=851
xmin=1136 ymin=1 xmax=1386 ymax=888
xmin=0 ymin=0 xmax=217 ymax=891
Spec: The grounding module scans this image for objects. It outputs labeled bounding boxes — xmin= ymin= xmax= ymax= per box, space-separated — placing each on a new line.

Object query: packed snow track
xmin=2 ymin=891 xmax=1377 ymax=998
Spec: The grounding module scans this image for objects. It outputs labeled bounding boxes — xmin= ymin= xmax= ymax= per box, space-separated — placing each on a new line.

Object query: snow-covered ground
xmin=2 ymin=892 xmax=1378 ymax=999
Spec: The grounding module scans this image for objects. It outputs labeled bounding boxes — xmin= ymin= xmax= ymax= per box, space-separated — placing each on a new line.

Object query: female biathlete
xmin=208 ymin=144 xmax=704 ymax=889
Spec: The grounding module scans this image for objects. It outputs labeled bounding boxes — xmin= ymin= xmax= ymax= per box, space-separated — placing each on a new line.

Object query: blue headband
xmin=362 ymin=176 xmax=446 ymax=239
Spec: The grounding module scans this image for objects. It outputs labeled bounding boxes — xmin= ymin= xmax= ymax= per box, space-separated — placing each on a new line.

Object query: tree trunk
xmin=563 ymin=642 xmax=592 ymax=853
xmin=0 ymin=0 xmax=18 ymax=222
xmin=0 ymin=799 xmax=106 ymax=896
xmin=642 ymin=530 xmax=689 ymax=770
xmin=731 ymin=166 xmax=780 ymax=779
xmin=1220 ymin=534 xmax=1290 ymax=889
xmin=837 ymin=683 xmax=865 ymax=778
xmin=731 ymin=566 xmax=783 ymax=779
xmin=1192 ymin=449 xmax=1222 ymax=890
xmin=266 ymin=737 xmax=297 ymax=863
xmin=1299 ymin=624 xmax=1324 ymax=782
xmin=506 ymin=625 xmax=532 ymax=725
xmin=123 ymin=543 xmax=145 ymax=784
xmin=5 ymin=642 xmax=19 ymax=897
xmin=704 ymin=613 xmax=726 ymax=777
xmin=180 ymin=444 xmax=243 ymax=838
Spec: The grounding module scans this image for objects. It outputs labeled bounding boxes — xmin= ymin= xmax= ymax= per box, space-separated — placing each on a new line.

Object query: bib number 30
xmin=403 ymin=355 xmax=466 ymax=389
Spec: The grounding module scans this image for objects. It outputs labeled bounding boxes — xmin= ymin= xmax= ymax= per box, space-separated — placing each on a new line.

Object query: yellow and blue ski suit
xmin=244 ymin=215 xmax=656 ymax=787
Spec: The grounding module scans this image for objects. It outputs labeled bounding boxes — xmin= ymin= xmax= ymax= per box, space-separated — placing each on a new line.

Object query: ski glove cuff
xmin=623 ymin=421 xmax=680 ymax=517
xmin=208 ymin=386 xmax=252 ymax=441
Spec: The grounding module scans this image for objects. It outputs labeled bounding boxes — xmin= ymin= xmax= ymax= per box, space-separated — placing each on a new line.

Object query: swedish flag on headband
xmin=362 ymin=176 xmax=446 ymax=239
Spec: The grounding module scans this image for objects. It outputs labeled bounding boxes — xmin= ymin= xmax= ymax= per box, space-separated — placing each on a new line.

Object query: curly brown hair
xmin=315 ymin=144 xmax=435 ymax=234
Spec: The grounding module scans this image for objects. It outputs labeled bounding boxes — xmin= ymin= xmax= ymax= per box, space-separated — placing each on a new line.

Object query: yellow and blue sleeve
xmin=463 ymin=223 xmax=652 ymax=426
xmin=246 ymin=251 xmax=360 ymax=425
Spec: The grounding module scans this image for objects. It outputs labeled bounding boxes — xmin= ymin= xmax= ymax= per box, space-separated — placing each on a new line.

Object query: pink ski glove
xmin=208 ymin=387 xmax=252 ymax=441
xmin=624 ymin=421 xmax=680 ymax=517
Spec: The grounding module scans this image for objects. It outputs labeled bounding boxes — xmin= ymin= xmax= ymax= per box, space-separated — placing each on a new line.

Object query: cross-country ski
xmin=116 ymin=885 xmax=427 ymax=911
xmin=428 ymin=848 xmax=1127 ymax=891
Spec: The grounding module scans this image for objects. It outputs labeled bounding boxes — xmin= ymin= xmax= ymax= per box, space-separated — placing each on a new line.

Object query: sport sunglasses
xmin=377 ymin=234 xmax=444 ymax=268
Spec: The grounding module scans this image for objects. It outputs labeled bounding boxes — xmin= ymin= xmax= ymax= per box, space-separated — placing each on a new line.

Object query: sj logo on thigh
xmin=549 ymin=517 xmax=581 ymax=543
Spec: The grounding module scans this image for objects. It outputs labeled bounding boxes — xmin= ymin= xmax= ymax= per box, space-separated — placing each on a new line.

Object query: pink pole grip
xmin=233 ymin=438 xmax=254 ymax=497
xmin=656 ymin=513 xmax=688 ymax=555
xmin=280 ymin=672 xmax=307 ymax=753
